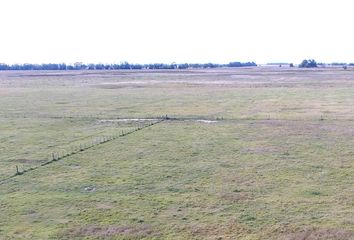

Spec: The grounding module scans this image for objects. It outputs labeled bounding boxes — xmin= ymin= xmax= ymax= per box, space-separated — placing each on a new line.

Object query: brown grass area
xmin=279 ymin=228 xmax=354 ymax=240
xmin=190 ymin=220 xmax=250 ymax=239
xmin=63 ymin=224 xmax=155 ymax=238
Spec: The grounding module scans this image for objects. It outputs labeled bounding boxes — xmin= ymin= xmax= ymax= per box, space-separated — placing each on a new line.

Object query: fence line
xmin=0 ymin=113 xmax=170 ymax=120
xmin=1 ymin=112 xmax=352 ymax=122
xmin=0 ymin=119 xmax=164 ymax=185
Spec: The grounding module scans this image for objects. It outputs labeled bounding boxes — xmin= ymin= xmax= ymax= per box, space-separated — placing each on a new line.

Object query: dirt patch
xmin=11 ymin=159 xmax=41 ymax=164
xmin=196 ymin=120 xmax=218 ymax=123
xmin=240 ymin=146 xmax=280 ymax=154
xmin=98 ymin=119 xmax=218 ymax=124
xmin=280 ymin=228 xmax=354 ymax=240
xmin=96 ymin=202 xmax=113 ymax=210
xmin=220 ymin=191 xmax=251 ymax=202
xmin=190 ymin=220 xmax=249 ymax=239
xmin=65 ymin=224 xmax=155 ymax=238
xmin=99 ymin=119 xmax=158 ymax=123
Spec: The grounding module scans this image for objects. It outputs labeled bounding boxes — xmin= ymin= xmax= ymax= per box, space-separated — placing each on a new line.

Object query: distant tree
xmin=299 ymin=59 xmax=317 ymax=68
xmin=0 ymin=63 xmax=9 ymax=70
xmin=22 ymin=63 xmax=34 ymax=70
xmin=87 ymin=64 xmax=95 ymax=70
xmin=66 ymin=65 xmax=74 ymax=70
xmin=308 ymin=59 xmax=317 ymax=68
xmin=228 ymin=62 xmax=242 ymax=67
xmin=228 ymin=62 xmax=257 ymax=67
xmin=10 ymin=64 xmax=20 ymax=70
xmin=58 ymin=63 xmax=67 ymax=70
xmin=203 ymin=63 xmax=219 ymax=68
xmin=95 ymin=64 xmax=105 ymax=70
xmin=178 ymin=63 xmax=189 ymax=69
xmin=111 ymin=64 xmax=120 ymax=70
xmin=131 ymin=64 xmax=143 ymax=69
xmin=331 ymin=62 xmax=347 ymax=66
xmin=299 ymin=60 xmax=308 ymax=68
xmin=74 ymin=62 xmax=85 ymax=70
xmin=289 ymin=63 xmax=294 ymax=67
xmin=120 ymin=62 xmax=131 ymax=69
xmin=42 ymin=63 xmax=60 ymax=70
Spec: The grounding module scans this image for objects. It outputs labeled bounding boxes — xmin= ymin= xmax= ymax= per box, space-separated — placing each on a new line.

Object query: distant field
xmin=0 ymin=67 xmax=353 ymax=239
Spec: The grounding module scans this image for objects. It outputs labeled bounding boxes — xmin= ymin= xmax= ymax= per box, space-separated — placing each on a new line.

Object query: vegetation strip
xmin=0 ymin=120 xmax=164 ymax=185
xmin=0 ymin=113 xmax=344 ymax=122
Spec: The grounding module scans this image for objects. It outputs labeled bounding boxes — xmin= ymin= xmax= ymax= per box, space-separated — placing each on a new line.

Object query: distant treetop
xmin=299 ymin=59 xmax=317 ymax=68
xmin=228 ymin=62 xmax=257 ymax=67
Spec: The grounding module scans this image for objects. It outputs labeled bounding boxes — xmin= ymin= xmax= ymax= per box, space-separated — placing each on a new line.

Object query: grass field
xmin=0 ymin=67 xmax=353 ymax=239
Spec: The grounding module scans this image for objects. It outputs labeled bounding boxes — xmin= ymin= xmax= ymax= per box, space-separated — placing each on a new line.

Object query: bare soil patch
xmin=280 ymin=228 xmax=354 ymax=240
xmin=190 ymin=220 xmax=249 ymax=239
xmin=99 ymin=119 xmax=158 ymax=123
xmin=65 ymin=224 xmax=155 ymax=238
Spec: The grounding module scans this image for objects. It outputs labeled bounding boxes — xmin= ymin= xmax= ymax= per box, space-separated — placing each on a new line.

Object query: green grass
xmin=0 ymin=117 xmax=140 ymax=179
xmin=0 ymin=68 xmax=353 ymax=239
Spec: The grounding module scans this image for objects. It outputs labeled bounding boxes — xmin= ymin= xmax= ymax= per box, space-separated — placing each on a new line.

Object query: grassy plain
xmin=0 ymin=67 xmax=353 ymax=239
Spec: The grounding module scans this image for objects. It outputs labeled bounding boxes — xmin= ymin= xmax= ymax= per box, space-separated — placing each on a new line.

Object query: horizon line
xmin=1 ymin=60 xmax=353 ymax=65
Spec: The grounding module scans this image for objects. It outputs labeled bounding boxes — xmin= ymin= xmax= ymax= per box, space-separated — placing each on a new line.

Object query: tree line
xmin=0 ymin=61 xmax=257 ymax=71
xmin=298 ymin=59 xmax=354 ymax=68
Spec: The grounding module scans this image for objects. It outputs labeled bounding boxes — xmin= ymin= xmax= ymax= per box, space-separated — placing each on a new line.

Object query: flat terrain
xmin=0 ymin=67 xmax=353 ymax=239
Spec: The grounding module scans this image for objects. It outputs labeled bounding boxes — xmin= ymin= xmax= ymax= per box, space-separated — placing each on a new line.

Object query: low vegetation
xmin=0 ymin=67 xmax=353 ymax=239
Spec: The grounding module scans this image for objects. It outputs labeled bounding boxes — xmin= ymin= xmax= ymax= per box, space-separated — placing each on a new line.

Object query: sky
xmin=1 ymin=0 xmax=354 ymax=64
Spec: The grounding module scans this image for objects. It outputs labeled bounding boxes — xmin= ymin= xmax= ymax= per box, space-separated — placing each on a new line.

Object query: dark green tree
xmin=299 ymin=59 xmax=317 ymax=68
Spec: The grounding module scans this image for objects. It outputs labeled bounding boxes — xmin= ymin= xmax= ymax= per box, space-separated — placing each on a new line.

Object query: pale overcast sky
xmin=1 ymin=0 xmax=354 ymax=64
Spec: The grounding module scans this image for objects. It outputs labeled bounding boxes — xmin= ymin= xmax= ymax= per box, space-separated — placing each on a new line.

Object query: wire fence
xmin=0 ymin=119 xmax=164 ymax=185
